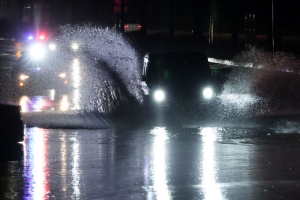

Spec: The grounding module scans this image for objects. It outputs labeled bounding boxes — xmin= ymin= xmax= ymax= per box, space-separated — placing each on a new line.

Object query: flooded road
xmin=1 ymin=122 xmax=300 ymax=200
xmin=2 ymin=34 xmax=300 ymax=199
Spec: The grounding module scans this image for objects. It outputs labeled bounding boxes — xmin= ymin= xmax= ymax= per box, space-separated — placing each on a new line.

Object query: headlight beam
xmin=154 ymin=90 xmax=165 ymax=102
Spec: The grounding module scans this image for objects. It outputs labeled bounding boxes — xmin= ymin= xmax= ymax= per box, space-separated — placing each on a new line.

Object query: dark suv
xmin=141 ymin=51 xmax=214 ymax=107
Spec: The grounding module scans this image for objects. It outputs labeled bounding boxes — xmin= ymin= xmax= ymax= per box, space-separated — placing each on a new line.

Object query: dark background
xmin=0 ymin=0 xmax=300 ymax=54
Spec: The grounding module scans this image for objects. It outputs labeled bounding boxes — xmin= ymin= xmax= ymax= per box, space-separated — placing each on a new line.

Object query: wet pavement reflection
xmin=1 ymin=125 xmax=300 ymax=199
xmin=24 ymin=128 xmax=50 ymax=199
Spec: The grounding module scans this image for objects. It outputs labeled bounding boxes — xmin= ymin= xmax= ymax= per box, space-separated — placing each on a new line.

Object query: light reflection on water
xmin=23 ymin=129 xmax=82 ymax=199
xmin=200 ymin=127 xmax=224 ymax=200
xmin=145 ymin=127 xmax=226 ymax=199
xmin=24 ymin=128 xmax=50 ymax=200
xmin=71 ymin=132 xmax=81 ymax=199
xmin=149 ymin=127 xmax=172 ymax=200
xmin=22 ymin=127 xmax=227 ymax=199
xmin=8 ymin=123 xmax=300 ymax=199
xmin=23 ymin=128 xmax=119 ymax=199
xmin=60 ymin=132 xmax=68 ymax=194
xmin=21 ymin=126 xmax=290 ymax=199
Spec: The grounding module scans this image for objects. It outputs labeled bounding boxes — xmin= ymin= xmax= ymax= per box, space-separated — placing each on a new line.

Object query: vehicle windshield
xmin=146 ymin=52 xmax=211 ymax=85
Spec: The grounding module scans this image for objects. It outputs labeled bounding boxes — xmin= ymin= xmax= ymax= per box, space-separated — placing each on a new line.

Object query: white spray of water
xmin=48 ymin=24 xmax=143 ymax=113
xmin=215 ymin=47 xmax=300 ymax=118
xmin=273 ymin=120 xmax=300 ymax=134
xmin=234 ymin=47 xmax=300 ymax=72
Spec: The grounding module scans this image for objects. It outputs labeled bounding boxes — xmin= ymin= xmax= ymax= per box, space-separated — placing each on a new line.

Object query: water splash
xmin=58 ymin=25 xmax=143 ymax=113
xmin=215 ymin=47 xmax=300 ymax=119
xmin=234 ymin=47 xmax=300 ymax=72
xmin=25 ymin=24 xmax=143 ymax=114
xmin=273 ymin=120 xmax=300 ymax=134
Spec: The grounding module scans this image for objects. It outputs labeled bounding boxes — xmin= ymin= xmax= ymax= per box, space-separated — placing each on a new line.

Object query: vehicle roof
xmin=143 ymin=50 xmax=211 ymax=80
xmin=144 ymin=51 xmax=208 ymax=60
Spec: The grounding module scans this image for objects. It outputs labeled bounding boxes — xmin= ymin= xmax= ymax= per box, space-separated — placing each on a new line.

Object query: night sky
xmin=30 ymin=0 xmax=300 ymax=35
xmin=1 ymin=0 xmax=300 ymax=37
xmin=68 ymin=0 xmax=300 ymax=35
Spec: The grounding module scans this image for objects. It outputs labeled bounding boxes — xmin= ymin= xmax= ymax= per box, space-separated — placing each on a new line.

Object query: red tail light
xmin=39 ymin=35 xmax=45 ymax=40
xmin=37 ymin=32 xmax=47 ymax=41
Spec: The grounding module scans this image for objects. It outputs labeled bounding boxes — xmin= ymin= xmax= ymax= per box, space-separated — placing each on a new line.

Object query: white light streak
xmin=60 ymin=95 xmax=70 ymax=111
xmin=200 ymin=127 xmax=224 ymax=200
xmin=72 ymin=59 xmax=81 ymax=110
xmin=150 ymin=127 xmax=171 ymax=200
xmin=19 ymin=74 xmax=29 ymax=81
xmin=20 ymin=96 xmax=30 ymax=112
xmin=72 ymin=133 xmax=81 ymax=199
xmin=24 ymin=128 xmax=50 ymax=200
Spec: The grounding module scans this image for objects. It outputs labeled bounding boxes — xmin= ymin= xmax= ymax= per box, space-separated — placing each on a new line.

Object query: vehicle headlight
xmin=19 ymin=96 xmax=30 ymax=112
xmin=59 ymin=73 xmax=66 ymax=78
xmin=203 ymin=87 xmax=213 ymax=99
xmin=19 ymin=74 xmax=29 ymax=81
xmin=29 ymin=44 xmax=46 ymax=60
xmin=60 ymin=95 xmax=70 ymax=111
xmin=154 ymin=90 xmax=165 ymax=102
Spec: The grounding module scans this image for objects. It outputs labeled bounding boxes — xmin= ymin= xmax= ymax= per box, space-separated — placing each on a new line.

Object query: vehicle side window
xmin=146 ymin=60 xmax=172 ymax=83
xmin=143 ymin=58 xmax=148 ymax=76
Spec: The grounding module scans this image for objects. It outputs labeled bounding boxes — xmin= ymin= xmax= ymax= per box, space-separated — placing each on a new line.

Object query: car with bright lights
xmin=141 ymin=51 xmax=215 ymax=108
xmin=11 ymin=32 xmax=79 ymax=112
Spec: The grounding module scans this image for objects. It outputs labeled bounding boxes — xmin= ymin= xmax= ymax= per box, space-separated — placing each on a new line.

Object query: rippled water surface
xmin=1 ymin=122 xmax=300 ymax=200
